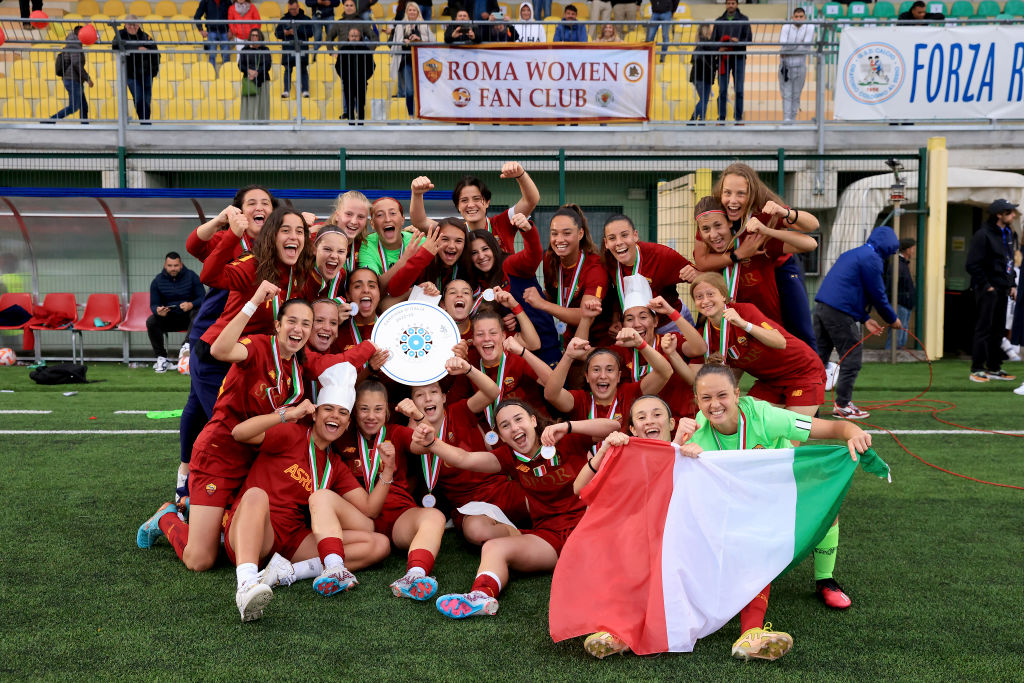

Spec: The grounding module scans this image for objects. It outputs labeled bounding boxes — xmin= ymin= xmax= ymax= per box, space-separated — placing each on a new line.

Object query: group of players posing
xmin=135 ymin=161 xmax=875 ymax=662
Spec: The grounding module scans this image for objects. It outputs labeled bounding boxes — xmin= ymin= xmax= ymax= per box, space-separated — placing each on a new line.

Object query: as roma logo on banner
xmin=423 ymin=59 xmax=443 ymax=84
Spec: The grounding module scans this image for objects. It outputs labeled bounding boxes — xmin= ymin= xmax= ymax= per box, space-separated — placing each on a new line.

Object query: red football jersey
xmin=607 ymin=242 xmax=692 ymax=325
xmin=542 ymin=251 xmax=608 ymax=346
xmin=567 ymin=381 xmax=644 ymax=430
xmin=335 ymin=423 xmax=418 ymax=506
xmin=611 ymin=335 xmax=697 ymax=420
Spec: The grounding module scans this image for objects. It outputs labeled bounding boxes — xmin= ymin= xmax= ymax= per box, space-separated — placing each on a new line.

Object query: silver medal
xmin=482 ymin=288 xmax=496 ymax=302
xmin=485 ymin=430 xmax=500 ymax=446
xmin=555 ymin=321 xmax=567 ymax=335
xmin=422 ymin=493 xmax=436 ymax=508
xmin=540 ymin=445 xmax=556 ymax=460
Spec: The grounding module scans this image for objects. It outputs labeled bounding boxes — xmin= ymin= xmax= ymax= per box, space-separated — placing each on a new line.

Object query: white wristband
xmin=744 ymin=321 xmax=753 ymax=333
xmin=241 ymin=301 xmax=258 ymax=317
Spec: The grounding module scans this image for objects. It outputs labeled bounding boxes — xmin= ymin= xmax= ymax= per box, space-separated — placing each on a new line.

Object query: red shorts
xmin=223 ymin=505 xmax=311 ymax=566
xmin=451 ymin=480 xmax=531 ymax=530
xmin=189 ymin=444 xmax=256 ymax=507
xmin=748 ymin=377 xmax=825 ymax=408
xmin=373 ymin=486 xmax=419 ymax=538
xmin=522 ymin=511 xmax=584 ymax=555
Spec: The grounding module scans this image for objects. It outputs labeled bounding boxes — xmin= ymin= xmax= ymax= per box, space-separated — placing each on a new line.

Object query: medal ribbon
xmin=308 ymin=427 xmax=332 ymax=491
xmin=588 ymin=394 xmax=618 ymax=457
xmin=270 ymin=267 xmax=295 ymax=320
xmin=470 ymin=287 xmax=486 ymax=316
xmin=421 ymin=415 xmax=444 ymax=494
xmin=438 ymin=264 xmax=457 ymax=290
xmin=513 ymin=445 xmax=542 ymax=464
xmin=350 ymin=318 xmax=363 ymax=344
xmin=557 ymin=255 xmax=585 ymax=310
xmin=702 ymin=314 xmax=729 ymax=359
xmin=481 ymin=354 xmax=507 ymax=429
xmin=631 ymin=335 xmax=656 ymax=383
xmin=240 ymin=234 xmax=251 ymax=252
xmin=711 ymin=407 xmax=747 ymax=450
xmin=345 ymin=244 xmax=356 ymax=273
xmin=266 ymin=335 xmax=303 ymax=409
xmin=614 ymin=245 xmax=642 ymax=311
xmin=356 ymin=426 xmax=386 ymax=493
xmin=723 ymin=262 xmax=740 ymax=300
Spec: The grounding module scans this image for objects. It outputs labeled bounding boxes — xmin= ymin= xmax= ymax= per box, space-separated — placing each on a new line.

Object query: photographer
xmin=112 ymin=16 xmax=160 ymax=123
xmin=444 ymin=9 xmax=480 ymax=44
xmin=479 ymin=11 xmax=519 ymax=42
xmin=147 ymin=252 xmax=205 ymax=373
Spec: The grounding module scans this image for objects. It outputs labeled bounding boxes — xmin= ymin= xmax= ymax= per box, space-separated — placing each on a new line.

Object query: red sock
xmin=406 ymin=548 xmax=435 ymax=575
xmin=470 ymin=572 xmax=501 ymax=598
xmin=158 ymin=514 xmax=188 ymax=561
xmin=739 ymin=583 xmax=771 ymax=633
xmin=317 ymin=537 xmax=345 ymax=564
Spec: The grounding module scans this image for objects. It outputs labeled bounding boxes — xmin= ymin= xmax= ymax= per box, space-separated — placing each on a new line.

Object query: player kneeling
xmin=227 ymin=363 xmax=392 ymax=621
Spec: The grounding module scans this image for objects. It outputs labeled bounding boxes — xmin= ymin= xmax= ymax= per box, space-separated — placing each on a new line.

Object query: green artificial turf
xmin=0 ymin=360 xmax=1021 ymax=681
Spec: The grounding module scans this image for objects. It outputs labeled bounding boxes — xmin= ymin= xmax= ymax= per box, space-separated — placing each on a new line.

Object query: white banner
xmin=836 ymin=26 xmax=1024 ymax=120
xmin=412 ymin=44 xmax=652 ymax=123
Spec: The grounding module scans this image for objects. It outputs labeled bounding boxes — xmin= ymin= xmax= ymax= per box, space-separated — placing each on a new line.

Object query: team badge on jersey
xmin=205 ymin=483 xmax=217 ymax=496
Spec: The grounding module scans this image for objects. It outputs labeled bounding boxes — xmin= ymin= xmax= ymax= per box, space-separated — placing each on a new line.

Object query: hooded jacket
xmin=514 ymin=2 xmax=546 ymax=42
xmin=814 ymin=225 xmax=899 ymax=323
xmin=965 ymin=216 xmax=1017 ymax=291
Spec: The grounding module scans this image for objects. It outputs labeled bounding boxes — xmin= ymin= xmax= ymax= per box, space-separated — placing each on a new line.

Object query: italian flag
xmin=549 ymin=440 xmax=891 ymax=654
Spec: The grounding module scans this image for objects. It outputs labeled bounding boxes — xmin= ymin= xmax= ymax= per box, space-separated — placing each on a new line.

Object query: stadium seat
xmin=260 ymin=0 xmax=282 ymax=17
xmin=117 ymin=292 xmax=150 ymax=333
xmin=151 ymin=78 xmax=175 ymax=100
xmin=822 ymin=2 xmax=845 ymax=18
xmin=103 ymin=0 xmax=127 ymax=15
xmin=300 ymin=98 xmax=322 ymax=121
xmin=926 ymin=0 xmax=947 ymax=13
xmin=270 ymin=98 xmax=292 ymax=121
xmin=0 ymin=292 xmax=35 ymax=351
xmin=153 ymin=0 xmax=177 ymax=16
xmin=948 ymin=0 xmax=974 ymax=16
xmin=72 ymin=293 xmax=122 ymax=361
xmin=162 ymin=100 xmax=194 ymax=120
xmin=387 ymin=98 xmax=409 ymax=121
xmin=975 ymin=0 xmax=1002 ymax=16
xmin=324 ymin=97 xmax=345 ymax=120
xmin=1005 ymin=0 xmax=1024 ymax=14
xmin=7 ymin=100 xmax=36 ymax=119
xmin=847 ymin=1 xmax=869 ymax=18
xmin=128 ymin=0 xmax=152 ymax=15
xmin=76 ymin=0 xmax=101 ymax=14
xmin=371 ymin=2 xmax=386 ymax=17
xmin=27 ymin=293 xmax=79 ymax=359
xmin=196 ymin=100 xmax=225 ymax=119
xmin=182 ymin=0 xmax=200 ymax=15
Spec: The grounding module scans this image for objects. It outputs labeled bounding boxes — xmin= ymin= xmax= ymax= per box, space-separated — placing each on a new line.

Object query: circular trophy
xmin=371 ymin=301 xmax=460 ymax=386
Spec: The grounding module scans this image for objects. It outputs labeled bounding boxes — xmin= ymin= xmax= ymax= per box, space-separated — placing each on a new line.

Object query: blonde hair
xmin=332 ymin=190 xmax=371 ymax=214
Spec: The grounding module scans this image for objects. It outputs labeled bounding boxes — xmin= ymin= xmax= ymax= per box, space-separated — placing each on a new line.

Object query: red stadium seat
xmin=74 ymin=293 xmax=122 ymax=331
xmin=26 ymin=292 xmax=79 ymax=361
xmin=117 ymin=292 xmax=150 ymax=332
xmin=0 ymin=292 xmax=35 ymax=352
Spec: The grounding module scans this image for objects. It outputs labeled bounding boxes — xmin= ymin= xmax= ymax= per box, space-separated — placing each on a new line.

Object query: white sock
xmin=292 ymin=558 xmax=323 ymax=582
xmin=406 ymin=566 xmax=426 ymax=579
xmin=236 ymin=562 xmax=258 ymax=589
xmin=477 ymin=570 xmax=503 ymax=593
xmin=324 ymin=553 xmax=345 ymax=569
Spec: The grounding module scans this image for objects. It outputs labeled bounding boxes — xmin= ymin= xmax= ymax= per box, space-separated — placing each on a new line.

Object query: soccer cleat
xmin=153 ymin=356 xmax=171 ymax=373
xmin=583 ymin=631 xmax=631 ymax=659
xmin=313 ymin=565 xmax=358 ymax=597
xmin=816 ymin=578 xmax=852 ymax=609
xmin=390 ymin=571 xmax=438 ymax=601
xmin=435 ymin=590 xmax=499 ymax=619
xmin=1014 ymin=383 xmax=1024 ymax=396
xmin=985 ymin=370 xmax=1016 ymax=381
xmin=177 ymin=342 xmax=190 ymax=360
xmin=259 ymin=552 xmax=297 ymax=588
xmin=236 ymin=581 xmax=273 ymax=622
xmin=824 ymin=361 xmax=839 ymax=391
xmin=832 ymin=402 xmax=869 ymax=420
xmin=731 ymin=623 xmax=793 ymax=661
xmin=969 ymin=371 xmax=990 ymax=383
xmin=136 ymin=502 xmax=177 ymax=549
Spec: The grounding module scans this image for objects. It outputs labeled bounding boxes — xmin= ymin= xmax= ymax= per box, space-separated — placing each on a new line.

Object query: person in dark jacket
xmin=147 ymin=252 xmax=205 ymax=372
xmin=712 ymin=0 xmax=751 ymax=122
xmin=194 ymin=0 xmax=232 ymax=67
xmin=688 ymin=22 xmax=717 ymax=121
xmin=898 ymin=0 xmax=945 ymax=23
xmin=307 ymin=0 xmax=341 ymax=59
xmin=813 ymin=225 xmax=902 ymax=419
xmin=443 ymin=9 xmax=481 ymax=43
xmin=112 ymin=16 xmax=160 ymax=122
xmin=238 ymin=28 xmax=272 ymax=120
xmin=552 ymin=4 xmax=586 ymax=42
xmin=49 ymin=27 xmax=94 ymax=122
xmin=276 ymin=0 xmax=315 ymax=98
xmin=966 ymin=199 xmax=1019 ymax=382
xmin=329 ymin=0 xmax=377 ymax=42
xmin=883 ymin=237 xmax=916 ymax=350
xmin=646 ymin=0 xmax=677 ymax=62
xmin=335 ymin=26 xmax=376 ymax=122
xmin=479 ymin=13 xmax=519 ymax=42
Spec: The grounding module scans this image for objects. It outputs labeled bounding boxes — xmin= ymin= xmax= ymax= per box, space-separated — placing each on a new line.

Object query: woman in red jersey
xmin=312 ymin=224 xmax=350 ymax=303
xmin=411 ymin=400 xmax=618 ymax=619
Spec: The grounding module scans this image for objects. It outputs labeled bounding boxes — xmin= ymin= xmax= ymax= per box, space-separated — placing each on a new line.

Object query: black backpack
xmin=55 ymin=51 xmax=69 ymax=76
xmin=30 ymin=363 xmax=90 ymax=385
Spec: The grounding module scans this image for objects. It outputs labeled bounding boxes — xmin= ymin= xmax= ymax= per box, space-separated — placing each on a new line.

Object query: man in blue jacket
xmin=553 ymin=5 xmax=587 ymax=42
xmin=147 ymin=252 xmax=205 ymax=373
xmin=813 ymin=225 xmax=903 ymax=419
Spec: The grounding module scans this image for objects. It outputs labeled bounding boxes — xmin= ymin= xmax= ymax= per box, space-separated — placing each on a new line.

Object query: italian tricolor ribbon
xmin=421 ymin=415 xmax=444 ymax=495
xmin=307 ymin=427 xmax=332 ymax=491
xmin=357 ymin=426 xmax=386 ymax=493
xmin=710 ymin=407 xmax=747 ymax=450
xmin=482 ymin=354 xmax=507 ymax=429
xmin=702 ymin=314 xmax=730 ymax=360
xmin=614 ymin=245 xmax=641 ymax=311
xmin=266 ymin=335 xmax=303 ymax=409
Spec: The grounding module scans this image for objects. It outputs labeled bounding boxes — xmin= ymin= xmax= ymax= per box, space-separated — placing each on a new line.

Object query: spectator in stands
xmin=688 ymin=22 xmax=717 ymax=121
xmin=884 ymin=237 xmax=916 ymax=350
xmin=553 ymin=4 xmax=587 ymax=42
xmin=444 ymin=9 xmax=481 ymax=43
xmin=898 ymin=0 xmax=945 ymax=23
xmin=276 ymin=0 xmax=314 ymax=99
xmin=533 ymin=0 xmax=551 ymax=21
xmin=48 ymin=26 xmax=94 ymax=123
xmin=713 ymin=0 xmax=751 ymax=122
xmin=514 ymin=2 xmax=545 ymax=42
xmin=238 ymin=28 xmax=271 ymax=120
xmin=147 ymin=252 xmax=205 ymax=374
xmin=228 ymin=0 xmax=262 ymax=47
xmin=646 ymin=0 xmax=676 ymax=62
xmin=589 ymin=0 xmax=613 ymax=39
xmin=330 ymin=0 xmax=375 ymax=42
xmin=194 ymin=0 xmax=233 ymax=67
xmin=610 ymin=0 xmax=639 ymax=39
xmin=112 ymin=16 xmax=160 ymax=123
xmin=593 ymin=22 xmax=620 ymax=42
xmin=307 ymin=0 xmax=341 ymax=60
xmin=481 ymin=11 xmax=519 ymax=41
xmin=778 ymin=6 xmax=813 ymax=123
xmin=390 ymin=2 xmax=433 ymax=115
xmin=395 ymin=0 xmax=432 ymax=21
xmin=336 ymin=26 xmax=376 ymax=122
xmin=468 ymin=0 xmax=498 ymax=20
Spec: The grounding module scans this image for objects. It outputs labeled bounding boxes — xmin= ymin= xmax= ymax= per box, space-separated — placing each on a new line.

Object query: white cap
xmin=316 ymin=362 xmax=358 ymax=410
xmin=408 ymin=284 xmax=442 ymax=307
xmin=621 ymin=274 xmax=653 ymax=313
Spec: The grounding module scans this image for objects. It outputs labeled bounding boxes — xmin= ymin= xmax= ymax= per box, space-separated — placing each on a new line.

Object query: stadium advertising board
xmin=836 ymin=25 xmax=1024 ymax=120
xmin=412 ymin=44 xmax=652 ymax=123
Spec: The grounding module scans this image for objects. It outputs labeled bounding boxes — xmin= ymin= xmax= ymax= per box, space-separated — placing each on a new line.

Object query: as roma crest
xmin=423 ymin=59 xmax=443 ymax=84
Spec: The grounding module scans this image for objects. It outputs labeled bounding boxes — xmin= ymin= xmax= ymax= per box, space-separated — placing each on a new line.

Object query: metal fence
xmin=0 ymin=16 xmax=990 ymax=128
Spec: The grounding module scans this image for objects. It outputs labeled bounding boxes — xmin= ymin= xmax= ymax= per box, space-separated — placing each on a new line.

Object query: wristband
xmin=424 ymin=437 xmax=436 ymax=449
xmin=729 ymin=250 xmax=739 ymax=263
xmin=241 ymin=301 xmax=258 ymax=317
xmin=276 ymin=407 xmax=287 ymax=423
xmin=787 ymin=208 xmax=800 ymax=225
xmin=588 ymin=458 xmax=598 ymax=474
xmin=638 ymin=339 xmax=649 ymax=351
xmin=744 ymin=321 xmax=753 ymax=333
xmin=669 ymin=309 xmax=682 ymax=322
xmin=566 ymin=420 xmax=573 ymax=434
xmin=519 ymin=346 xmax=526 ymax=357
xmin=379 ymin=476 xmax=393 ymax=485
xmin=511 ymin=304 xmax=524 ymax=315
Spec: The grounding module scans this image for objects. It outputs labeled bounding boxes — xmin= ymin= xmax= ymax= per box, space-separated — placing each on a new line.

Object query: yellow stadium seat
xmin=195 ymin=99 xmax=224 ymax=119
xmin=151 ymin=78 xmax=175 ymax=99
xmin=260 ymin=0 xmax=282 ymax=18
xmin=162 ymin=99 xmax=194 ymax=120
xmin=0 ymin=77 xmax=14 ymax=103
xmin=154 ymin=0 xmax=177 ymax=16
xmin=77 ymin=0 xmax=101 ymax=15
xmin=544 ymin=22 xmax=555 ymax=40
xmin=0 ymin=101 xmax=5 ymax=118
xmin=8 ymin=100 xmax=37 ymax=119
xmin=97 ymin=97 xmax=120 ymax=119
xmin=388 ymin=98 xmax=409 ymax=121
xmin=270 ymin=98 xmax=292 ymax=121
xmin=182 ymin=0 xmax=199 ymax=15
xmin=39 ymin=95 xmax=63 ymax=116
xmin=227 ymin=100 xmax=241 ymax=117
xmin=310 ymin=59 xmax=335 ymax=83
xmin=161 ymin=60 xmax=187 ymax=80
xmin=12 ymin=60 xmax=38 ymax=81
xmin=103 ymin=0 xmax=127 ymax=15
xmin=300 ymin=98 xmax=322 ymax=120
xmin=673 ymin=2 xmax=691 ymax=20
xmin=128 ymin=0 xmax=151 ymax=15
xmin=574 ymin=4 xmax=589 ymax=19
xmin=371 ymin=2 xmax=386 ymax=18
xmin=212 ymin=74 xmax=239 ymax=100
xmin=192 ymin=60 xmax=218 ymax=82
xmin=324 ymin=97 xmax=345 ymax=120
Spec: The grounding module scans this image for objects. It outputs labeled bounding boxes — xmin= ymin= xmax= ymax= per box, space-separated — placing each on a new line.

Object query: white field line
xmin=0 ymin=410 xmax=53 ymax=414
xmin=865 ymin=429 xmax=1024 ymax=435
xmin=113 ymin=410 xmax=152 ymax=414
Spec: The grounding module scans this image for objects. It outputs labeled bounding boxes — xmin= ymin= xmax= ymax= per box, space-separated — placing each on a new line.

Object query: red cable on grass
xmin=829 ymin=329 xmax=1024 ymax=491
